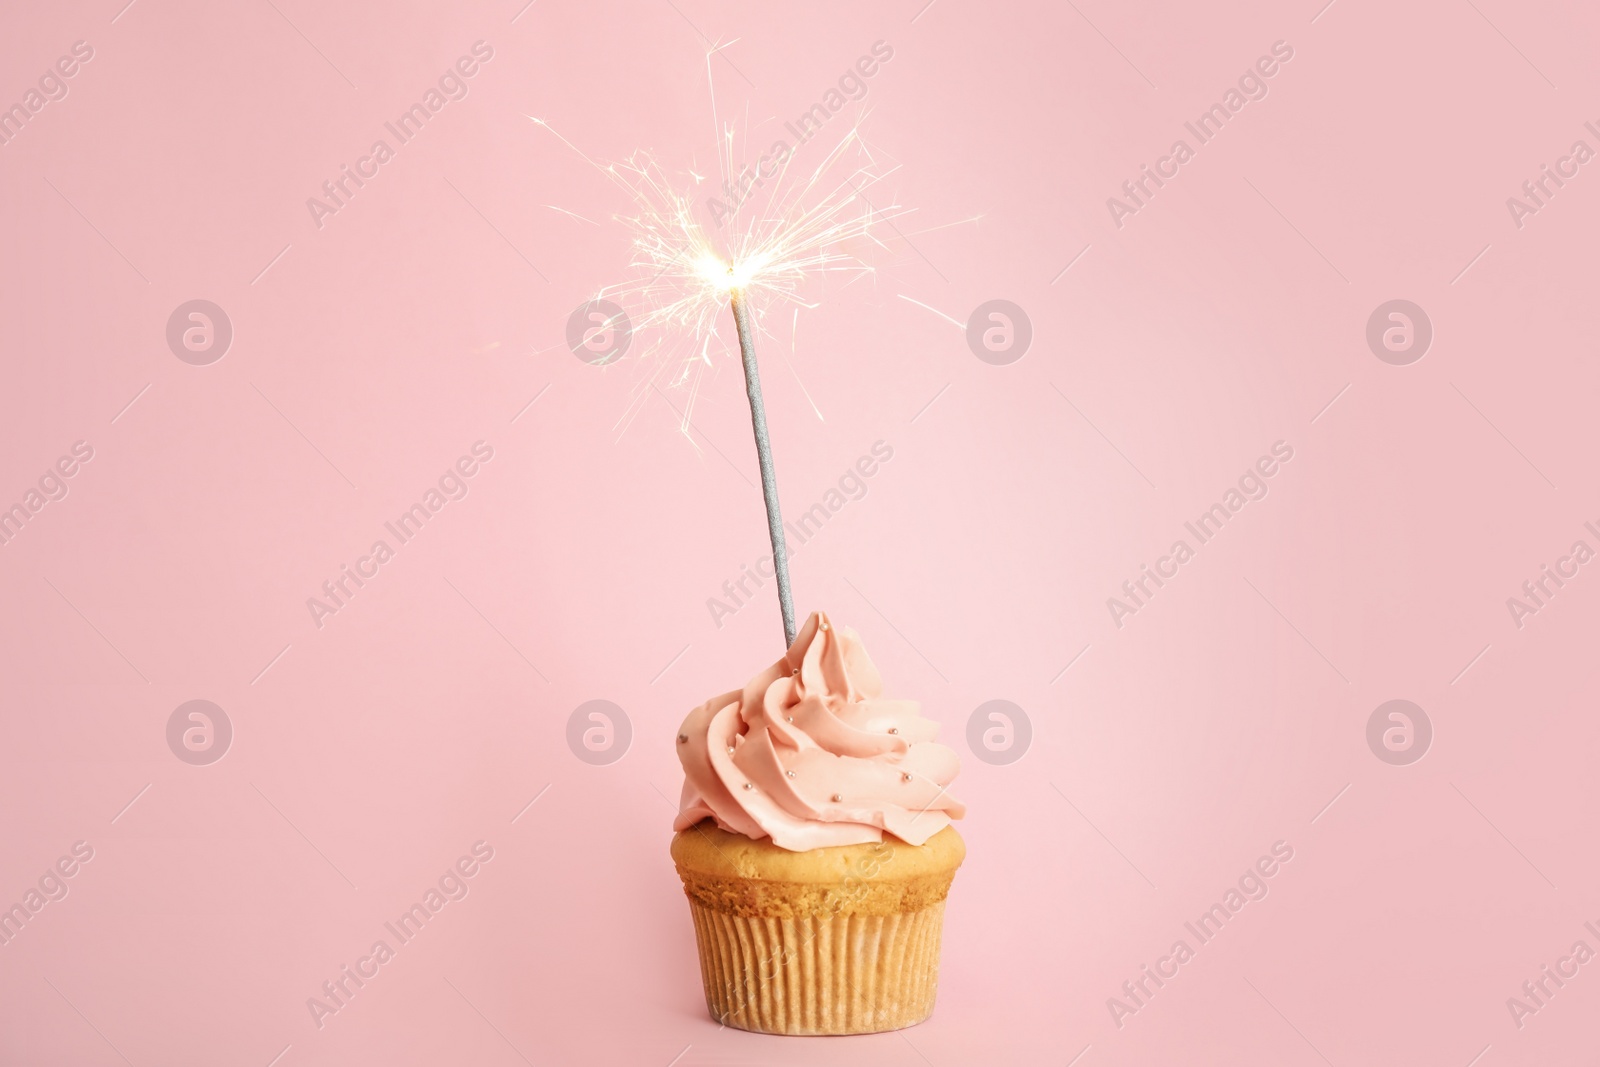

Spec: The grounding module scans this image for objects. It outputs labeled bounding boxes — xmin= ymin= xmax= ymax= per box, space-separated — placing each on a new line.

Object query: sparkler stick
xmin=532 ymin=99 xmax=972 ymax=653
xmin=728 ymin=286 xmax=796 ymax=648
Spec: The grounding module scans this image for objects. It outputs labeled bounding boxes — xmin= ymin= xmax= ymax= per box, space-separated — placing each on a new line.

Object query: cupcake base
xmin=671 ymin=821 xmax=964 ymax=1035
xmin=689 ymin=902 xmax=947 ymax=1034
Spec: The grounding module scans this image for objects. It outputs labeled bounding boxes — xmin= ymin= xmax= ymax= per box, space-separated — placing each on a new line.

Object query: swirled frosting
xmin=673 ymin=611 xmax=964 ymax=851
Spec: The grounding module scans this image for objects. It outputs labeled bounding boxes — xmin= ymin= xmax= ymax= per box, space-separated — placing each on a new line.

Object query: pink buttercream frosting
xmin=673 ymin=611 xmax=965 ymax=851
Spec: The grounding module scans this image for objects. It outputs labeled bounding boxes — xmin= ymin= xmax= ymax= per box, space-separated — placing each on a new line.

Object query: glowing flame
xmin=534 ymin=111 xmax=909 ymax=386
xmin=530 ymin=47 xmax=972 ymax=432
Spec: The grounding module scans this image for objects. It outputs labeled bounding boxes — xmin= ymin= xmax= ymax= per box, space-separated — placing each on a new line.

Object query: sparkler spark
xmin=531 ymin=111 xmax=914 ymax=407
xmin=533 ymin=52 xmax=966 ymax=648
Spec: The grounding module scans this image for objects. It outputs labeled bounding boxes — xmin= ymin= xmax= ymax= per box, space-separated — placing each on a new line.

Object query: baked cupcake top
xmin=673 ymin=611 xmax=965 ymax=851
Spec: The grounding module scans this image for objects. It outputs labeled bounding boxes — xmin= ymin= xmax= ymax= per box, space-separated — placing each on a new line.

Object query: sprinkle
xmin=786 ymin=770 xmax=797 ymax=778
xmin=831 ymin=793 xmax=842 ymax=803
xmin=678 ymin=734 xmax=688 ymax=743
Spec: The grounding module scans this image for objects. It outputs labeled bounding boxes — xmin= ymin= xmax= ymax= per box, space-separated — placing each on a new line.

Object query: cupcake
xmin=670 ymin=611 xmax=965 ymax=1034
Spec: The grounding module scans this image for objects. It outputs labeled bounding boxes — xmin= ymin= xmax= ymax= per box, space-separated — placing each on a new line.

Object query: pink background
xmin=3 ymin=0 xmax=1598 ymax=1063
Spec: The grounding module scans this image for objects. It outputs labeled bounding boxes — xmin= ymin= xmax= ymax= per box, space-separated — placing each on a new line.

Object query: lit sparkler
xmin=532 ymin=66 xmax=923 ymax=649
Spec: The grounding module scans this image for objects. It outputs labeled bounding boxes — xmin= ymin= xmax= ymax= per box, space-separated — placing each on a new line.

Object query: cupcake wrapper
xmin=687 ymin=901 xmax=946 ymax=1035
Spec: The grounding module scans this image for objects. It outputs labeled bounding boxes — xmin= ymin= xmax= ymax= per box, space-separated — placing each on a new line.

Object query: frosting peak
xmin=674 ymin=611 xmax=965 ymax=851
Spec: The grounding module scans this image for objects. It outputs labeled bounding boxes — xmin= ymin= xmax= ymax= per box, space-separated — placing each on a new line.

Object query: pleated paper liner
xmin=688 ymin=902 xmax=947 ymax=1034
xmin=671 ymin=823 xmax=964 ymax=1035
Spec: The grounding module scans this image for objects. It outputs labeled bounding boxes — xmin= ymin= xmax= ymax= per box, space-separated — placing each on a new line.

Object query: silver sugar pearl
xmin=888 ymin=727 xmax=899 ymax=735
xmin=902 ymin=772 xmax=913 ymax=782
xmin=831 ymin=793 xmax=842 ymax=803
xmin=727 ymin=746 xmax=735 ymax=754
xmin=742 ymin=782 xmax=753 ymax=790
xmin=786 ymin=770 xmax=797 ymax=778
xmin=819 ymin=622 xmax=829 ymax=631
xmin=678 ymin=734 xmax=688 ymax=743
xmin=786 ymin=716 xmax=794 ymax=723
